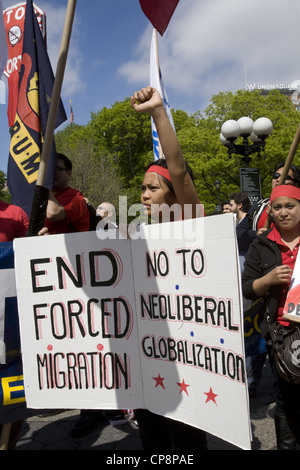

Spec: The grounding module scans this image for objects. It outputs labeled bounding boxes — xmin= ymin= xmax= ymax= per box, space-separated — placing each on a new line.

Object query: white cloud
xmin=118 ymin=0 xmax=300 ymax=112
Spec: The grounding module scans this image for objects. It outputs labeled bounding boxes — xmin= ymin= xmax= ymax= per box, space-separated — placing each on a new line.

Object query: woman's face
xmin=271 ymin=167 xmax=295 ymax=189
xmin=140 ymin=172 xmax=177 ymax=222
xmin=271 ymin=197 xmax=300 ymax=232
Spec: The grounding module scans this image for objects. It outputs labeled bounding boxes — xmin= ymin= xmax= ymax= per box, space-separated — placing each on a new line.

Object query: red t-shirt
xmin=45 ymin=187 xmax=90 ymax=234
xmin=267 ymin=226 xmax=300 ymax=326
xmin=257 ymin=207 xmax=268 ymax=230
xmin=0 ymin=201 xmax=29 ymax=241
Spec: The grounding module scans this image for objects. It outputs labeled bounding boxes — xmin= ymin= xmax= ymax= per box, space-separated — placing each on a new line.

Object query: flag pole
xmin=27 ymin=0 xmax=77 ymax=236
xmin=0 ymin=423 xmax=12 ymax=450
xmin=37 ymin=0 xmax=76 ymax=186
xmin=264 ymin=123 xmax=300 ymax=228
xmin=154 ymin=28 xmax=163 ymax=159
xmin=277 ymin=124 xmax=300 ymax=184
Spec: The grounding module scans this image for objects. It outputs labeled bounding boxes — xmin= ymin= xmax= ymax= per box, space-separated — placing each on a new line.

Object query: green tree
xmin=0 ymin=171 xmax=10 ymax=203
xmin=54 ymin=89 xmax=300 ymax=216
xmin=90 ymin=99 xmax=152 ymax=178
xmin=178 ymin=89 xmax=300 ymax=213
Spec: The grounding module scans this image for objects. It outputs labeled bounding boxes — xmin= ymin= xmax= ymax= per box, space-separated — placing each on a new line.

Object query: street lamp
xmin=214 ymin=179 xmax=221 ymax=212
xmin=220 ymin=117 xmax=273 ymax=167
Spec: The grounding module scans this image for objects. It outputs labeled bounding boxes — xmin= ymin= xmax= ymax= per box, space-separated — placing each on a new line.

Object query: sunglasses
xmin=272 ymin=172 xmax=294 ymax=181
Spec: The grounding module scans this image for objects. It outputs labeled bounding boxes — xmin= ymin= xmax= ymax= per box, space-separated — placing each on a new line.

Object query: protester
xmin=236 ymin=164 xmax=300 ymax=400
xmin=45 ymin=153 xmax=90 ymax=234
xmin=0 ymin=201 xmax=29 ymax=449
xmin=96 ymin=201 xmax=118 ymax=230
xmin=222 ymin=200 xmax=231 ymax=213
xmin=229 ymin=191 xmax=250 ymax=223
xmin=242 ymin=184 xmax=300 ymax=449
xmin=228 ymin=191 xmax=256 ymax=257
xmin=130 ymin=85 xmax=206 ymax=451
xmin=0 ymin=201 xmax=29 ymax=241
xmin=249 ymin=161 xmax=300 ymax=234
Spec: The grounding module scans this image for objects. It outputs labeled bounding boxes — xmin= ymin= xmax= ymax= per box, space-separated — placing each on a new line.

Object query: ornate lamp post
xmin=214 ymin=179 xmax=221 ymax=213
xmin=220 ymin=117 xmax=273 ymax=167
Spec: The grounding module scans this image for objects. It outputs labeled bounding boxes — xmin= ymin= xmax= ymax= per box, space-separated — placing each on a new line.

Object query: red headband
xmin=270 ymin=185 xmax=300 ymax=202
xmin=146 ymin=165 xmax=172 ymax=182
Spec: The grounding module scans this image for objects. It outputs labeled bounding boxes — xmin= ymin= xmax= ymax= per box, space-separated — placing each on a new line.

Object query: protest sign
xmin=283 ymin=250 xmax=300 ymax=323
xmin=13 ymin=215 xmax=252 ymax=449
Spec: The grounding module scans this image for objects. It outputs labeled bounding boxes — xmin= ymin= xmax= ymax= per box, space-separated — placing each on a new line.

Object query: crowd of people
xmin=1 ymin=85 xmax=300 ymax=450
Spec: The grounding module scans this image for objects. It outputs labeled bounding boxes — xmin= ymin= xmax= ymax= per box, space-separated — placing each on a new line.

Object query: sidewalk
xmin=14 ymin=362 xmax=277 ymax=451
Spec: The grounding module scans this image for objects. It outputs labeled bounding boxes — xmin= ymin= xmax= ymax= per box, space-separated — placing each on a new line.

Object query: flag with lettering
xmin=0 ymin=0 xmax=8 ymax=78
xmin=0 ymin=242 xmax=46 ymax=424
xmin=139 ymin=0 xmax=180 ymax=35
xmin=0 ymin=242 xmax=24 ymax=424
xmin=7 ymin=0 xmax=67 ymax=217
xmin=150 ymin=29 xmax=175 ymax=160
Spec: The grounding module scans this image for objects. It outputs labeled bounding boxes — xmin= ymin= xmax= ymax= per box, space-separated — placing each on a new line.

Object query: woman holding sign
xmin=243 ymin=184 xmax=300 ymax=449
xmin=130 ymin=87 xmax=206 ymax=451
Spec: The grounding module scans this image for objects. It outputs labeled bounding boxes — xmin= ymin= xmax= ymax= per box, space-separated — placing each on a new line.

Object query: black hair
xmin=274 ymin=161 xmax=300 ymax=187
xmin=145 ymin=158 xmax=196 ymax=194
xmin=229 ymin=191 xmax=250 ymax=213
xmin=222 ymin=200 xmax=230 ymax=207
xmin=56 ymin=153 xmax=72 ymax=171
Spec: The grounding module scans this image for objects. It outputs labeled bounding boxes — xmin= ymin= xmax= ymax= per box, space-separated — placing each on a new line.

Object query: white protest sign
xmin=14 ymin=234 xmax=144 ymax=410
xmin=13 ymin=215 xmax=251 ymax=449
xmin=283 ymin=250 xmax=300 ymax=323
xmin=132 ymin=216 xmax=251 ymax=449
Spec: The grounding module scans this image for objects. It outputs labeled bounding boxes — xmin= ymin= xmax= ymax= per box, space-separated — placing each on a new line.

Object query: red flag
xmin=139 ymin=0 xmax=180 ymax=35
xmin=3 ymin=2 xmax=46 ymax=127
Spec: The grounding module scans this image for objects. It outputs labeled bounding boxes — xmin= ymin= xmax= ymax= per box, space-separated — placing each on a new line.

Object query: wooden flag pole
xmin=154 ymin=28 xmax=163 ymax=159
xmin=0 ymin=423 xmax=12 ymax=451
xmin=264 ymin=123 xmax=300 ymax=228
xmin=27 ymin=0 xmax=77 ymax=236
xmin=37 ymin=0 xmax=77 ymax=187
xmin=278 ymin=124 xmax=300 ymax=186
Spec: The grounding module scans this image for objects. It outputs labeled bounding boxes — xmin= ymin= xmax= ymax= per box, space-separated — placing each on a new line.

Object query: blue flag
xmin=7 ymin=0 xmax=67 ymax=217
xmin=150 ymin=29 xmax=175 ymax=160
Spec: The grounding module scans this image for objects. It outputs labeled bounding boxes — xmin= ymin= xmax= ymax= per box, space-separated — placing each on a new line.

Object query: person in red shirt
xmin=243 ymin=184 xmax=300 ymax=449
xmin=0 ymin=201 xmax=29 ymax=241
xmin=252 ymin=161 xmax=300 ymax=233
xmin=45 ymin=153 xmax=90 ymax=234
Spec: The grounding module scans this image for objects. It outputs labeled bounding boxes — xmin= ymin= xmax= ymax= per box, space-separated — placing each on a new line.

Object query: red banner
xmin=2 ymin=2 xmax=46 ymax=126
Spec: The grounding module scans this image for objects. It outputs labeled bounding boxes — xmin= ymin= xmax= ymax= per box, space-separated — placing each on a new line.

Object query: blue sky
xmin=1 ymin=0 xmax=300 ymax=174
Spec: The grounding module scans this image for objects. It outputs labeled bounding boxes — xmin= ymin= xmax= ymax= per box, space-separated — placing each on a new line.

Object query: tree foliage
xmin=0 ymin=170 xmax=10 ymax=203
xmin=53 ymin=89 xmax=300 ymax=216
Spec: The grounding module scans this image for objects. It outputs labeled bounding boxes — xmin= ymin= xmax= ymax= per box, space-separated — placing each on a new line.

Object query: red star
xmin=177 ymin=379 xmax=190 ymax=396
xmin=204 ymin=387 xmax=218 ymax=405
xmin=153 ymin=374 xmax=165 ymax=389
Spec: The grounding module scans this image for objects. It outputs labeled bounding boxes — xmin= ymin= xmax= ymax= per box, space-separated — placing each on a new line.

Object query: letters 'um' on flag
xmin=139 ymin=0 xmax=180 ymax=35
xmin=7 ymin=0 xmax=67 ymax=217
